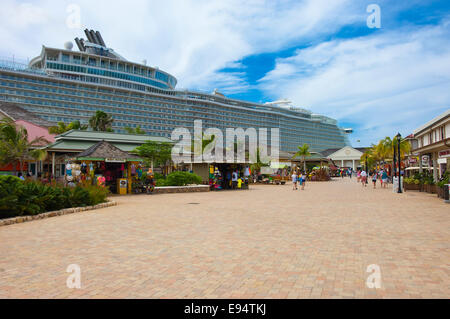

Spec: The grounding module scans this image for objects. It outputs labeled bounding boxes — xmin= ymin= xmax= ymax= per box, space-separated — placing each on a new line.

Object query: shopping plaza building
xmin=0 ymin=30 xmax=351 ymax=153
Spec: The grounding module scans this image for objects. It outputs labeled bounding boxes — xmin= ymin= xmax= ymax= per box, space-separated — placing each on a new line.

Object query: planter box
xmin=404 ymin=183 xmax=420 ymax=191
xmin=429 ymin=185 xmax=437 ymax=194
xmin=423 ymin=184 xmax=437 ymax=194
xmin=437 ymin=186 xmax=445 ymax=198
xmin=154 ymin=185 xmax=210 ymax=194
xmin=421 ymin=184 xmax=437 ymax=194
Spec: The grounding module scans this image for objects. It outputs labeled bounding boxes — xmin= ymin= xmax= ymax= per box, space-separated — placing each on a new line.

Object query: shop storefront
xmin=193 ymin=162 xmax=251 ymax=190
xmin=66 ymin=141 xmax=143 ymax=194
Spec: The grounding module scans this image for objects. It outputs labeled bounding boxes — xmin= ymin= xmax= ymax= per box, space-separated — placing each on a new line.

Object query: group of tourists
xmin=339 ymin=168 xmax=353 ymax=178
xmin=291 ymin=170 xmax=307 ymax=190
xmin=356 ymin=169 xmax=389 ymax=189
xmin=17 ymin=171 xmax=53 ymax=183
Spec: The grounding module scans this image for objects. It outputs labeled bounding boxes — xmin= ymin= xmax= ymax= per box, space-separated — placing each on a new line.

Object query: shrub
xmin=69 ymin=186 xmax=92 ymax=207
xmin=84 ymin=185 xmax=109 ymax=205
xmin=0 ymin=176 xmax=24 ymax=217
xmin=155 ymin=178 xmax=167 ymax=187
xmin=164 ymin=171 xmax=202 ymax=186
xmin=437 ymin=171 xmax=450 ymax=188
xmin=20 ymin=181 xmax=53 ymax=215
xmin=0 ymin=176 xmax=109 ymax=219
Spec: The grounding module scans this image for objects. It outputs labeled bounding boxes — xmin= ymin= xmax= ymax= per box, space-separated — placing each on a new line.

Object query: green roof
xmin=56 ymin=130 xmax=172 ymax=144
xmin=46 ymin=130 xmax=172 ymax=153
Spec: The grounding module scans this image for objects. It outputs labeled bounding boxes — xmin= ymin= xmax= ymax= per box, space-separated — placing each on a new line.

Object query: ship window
xmin=61 ymin=54 xmax=70 ymax=62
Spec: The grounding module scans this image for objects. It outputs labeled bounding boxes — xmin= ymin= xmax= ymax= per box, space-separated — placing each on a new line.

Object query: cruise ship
xmin=0 ymin=29 xmax=350 ymax=153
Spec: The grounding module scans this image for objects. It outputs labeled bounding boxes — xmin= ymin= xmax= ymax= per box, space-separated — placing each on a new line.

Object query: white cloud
xmin=0 ymin=0 xmax=360 ymax=89
xmin=259 ymin=20 xmax=450 ymax=145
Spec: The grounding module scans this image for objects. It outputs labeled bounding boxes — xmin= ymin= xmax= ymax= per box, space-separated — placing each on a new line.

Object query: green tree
xmin=392 ymin=135 xmax=411 ymax=160
xmin=293 ymin=144 xmax=311 ymax=172
xmin=0 ymin=118 xmax=48 ymax=175
xmin=88 ymin=111 xmax=114 ymax=132
xmin=360 ymin=149 xmax=376 ymax=170
xmin=250 ymin=147 xmax=270 ymax=174
xmin=134 ymin=141 xmax=172 ymax=172
xmin=125 ymin=125 xmax=146 ymax=135
xmin=48 ymin=120 xmax=88 ymax=134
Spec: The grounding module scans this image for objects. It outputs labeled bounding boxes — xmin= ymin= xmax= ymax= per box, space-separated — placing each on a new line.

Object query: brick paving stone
xmin=0 ymin=178 xmax=449 ymax=298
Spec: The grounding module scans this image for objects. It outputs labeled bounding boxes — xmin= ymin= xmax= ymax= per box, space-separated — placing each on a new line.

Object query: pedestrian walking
xmin=381 ymin=169 xmax=388 ymax=188
xmin=291 ymin=171 xmax=298 ymax=190
xmin=360 ymin=170 xmax=367 ymax=187
xmin=372 ymin=171 xmax=378 ymax=189
xmin=301 ymin=172 xmax=306 ymax=190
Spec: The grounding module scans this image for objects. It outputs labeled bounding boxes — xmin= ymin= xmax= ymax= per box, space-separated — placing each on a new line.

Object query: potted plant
xmin=436 ymin=172 xmax=450 ymax=198
xmin=423 ymin=180 xmax=430 ymax=193
xmin=404 ymin=178 xmax=420 ymax=191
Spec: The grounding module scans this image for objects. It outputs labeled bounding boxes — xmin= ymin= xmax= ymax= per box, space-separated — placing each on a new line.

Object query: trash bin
xmin=118 ymin=178 xmax=128 ymax=195
xmin=444 ymin=184 xmax=450 ymax=203
xmin=392 ymin=176 xmax=403 ymax=193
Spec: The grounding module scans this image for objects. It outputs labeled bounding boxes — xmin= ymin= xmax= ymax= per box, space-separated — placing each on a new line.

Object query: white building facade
xmin=412 ymin=110 xmax=450 ymax=181
xmin=321 ymin=146 xmax=367 ymax=171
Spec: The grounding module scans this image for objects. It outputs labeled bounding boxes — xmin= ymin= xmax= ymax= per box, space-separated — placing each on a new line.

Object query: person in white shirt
xmin=360 ymin=170 xmax=367 ymax=187
xmin=291 ymin=172 xmax=298 ymax=190
xmin=232 ymin=171 xmax=238 ymax=189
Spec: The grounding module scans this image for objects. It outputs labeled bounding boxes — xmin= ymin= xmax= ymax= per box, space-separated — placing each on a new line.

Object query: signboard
xmin=421 ymin=155 xmax=429 ymax=166
xmin=439 ymin=150 xmax=450 ymax=158
xmin=408 ymin=156 xmax=418 ymax=164
xmin=105 ymin=158 xmax=126 ymax=163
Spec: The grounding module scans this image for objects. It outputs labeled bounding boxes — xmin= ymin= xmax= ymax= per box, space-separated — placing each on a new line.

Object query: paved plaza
xmin=0 ymin=178 xmax=449 ymax=299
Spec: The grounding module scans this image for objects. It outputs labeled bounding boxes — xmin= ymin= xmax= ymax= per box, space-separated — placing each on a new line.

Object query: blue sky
xmin=1 ymin=0 xmax=449 ymax=146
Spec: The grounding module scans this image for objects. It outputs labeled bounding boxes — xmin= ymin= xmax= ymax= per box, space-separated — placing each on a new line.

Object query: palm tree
xmin=380 ymin=137 xmax=394 ymax=160
xmin=48 ymin=122 xmax=69 ymax=135
xmin=360 ymin=149 xmax=375 ymax=171
xmin=89 ymin=111 xmax=114 ymax=132
xmin=392 ymin=135 xmax=411 ymax=159
xmin=0 ymin=118 xmax=48 ymax=175
xmin=250 ymin=147 xmax=269 ymax=174
xmin=125 ymin=125 xmax=146 ymax=135
xmin=70 ymin=120 xmax=88 ymax=131
xmin=294 ymin=144 xmax=311 ymax=172
xmin=48 ymin=120 xmax=88 ymax=134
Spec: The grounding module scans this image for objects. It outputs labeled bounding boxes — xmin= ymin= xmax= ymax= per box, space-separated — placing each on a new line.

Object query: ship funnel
xmin=95 ymin=31 xmax=106 ymax=47
xmin=84 ymin=29 xmax=95 ymax=43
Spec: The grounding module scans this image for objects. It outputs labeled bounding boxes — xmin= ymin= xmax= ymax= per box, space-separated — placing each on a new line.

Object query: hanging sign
xmin=105 ymin=158 xmax=126 ymax=163
xmin=438 ymin=150 xmax=450 ymax=158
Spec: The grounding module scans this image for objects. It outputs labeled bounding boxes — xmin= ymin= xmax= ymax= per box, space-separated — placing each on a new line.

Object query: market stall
xmin=65 ymin=141 xmax=143 ymax=194
xmin=207 ymin=163 xmax=251 ymax=190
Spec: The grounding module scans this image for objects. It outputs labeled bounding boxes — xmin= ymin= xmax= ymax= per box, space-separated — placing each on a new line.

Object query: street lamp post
xmin=365 ymin=159 xmax=368 ymax=184
xmin=393 ymin=143 xmax=397 ymax=180
xmin=396 ymin=133 xmax=403 ymax=193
